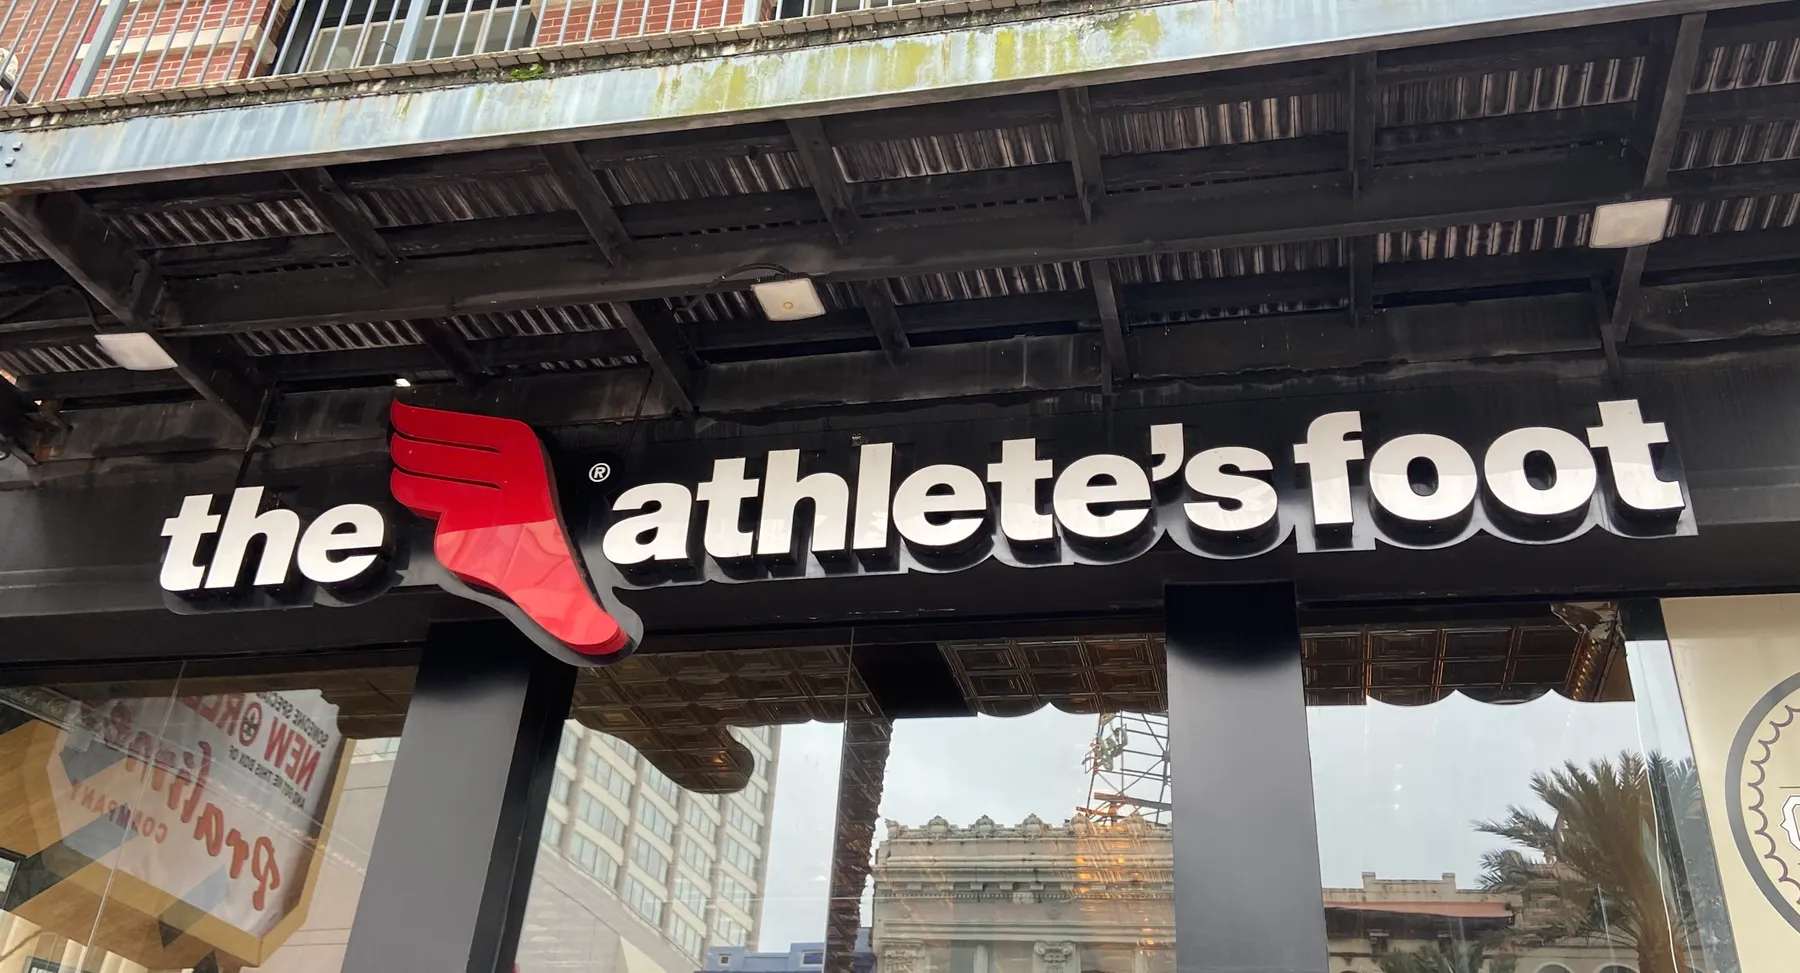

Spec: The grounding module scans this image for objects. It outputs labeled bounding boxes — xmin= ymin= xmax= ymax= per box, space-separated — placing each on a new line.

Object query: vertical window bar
xmin=502 ymin=0 xmax=527 ymax=52
xmin=370 ymin=1 xmax=406 ymax=65
xmin=192 ymin=0 xmax=242 ymax=85
xmin=31 ymin=0 xmax=95 ymax=101
xmin=14 ymin=0 xmax=69 ymax=103
xmin=67 ymin=0 xmax=129 ymax=95
xmin=422 ymin=0 xmax=453 ymax=61
xmin=603 ymin=0 xmax=621 ymax=42
xmin=119 ymin=0 xmax=176 ymax=92
xmin=97 ymin=0 xmax=155 ymax=94
xmin=553 ymin=0 xmax=574 ymax=46
xmin=219 ymin=0 xmax=262 ymax=79
xmin=0 ymin=1 xmax=30 ymax=105
xmin=143 ymin=0 xmax=198 ymax=90
xmin=53 ymin=1 xmax=108 ymax=96
xmin=475 ymin=0 xmax=501 ymax=54
xmin=445 ymin=0 xmax=478 ymax=58
xmin=169 ymin=0 xmax=219 ymax=84
xmin=659 ymin=0 xmax=673 ymax=37
xmin=349 ymin=0 xmax=387 ymax=68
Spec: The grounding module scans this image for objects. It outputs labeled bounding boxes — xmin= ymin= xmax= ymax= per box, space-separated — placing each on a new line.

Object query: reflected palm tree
xmin=1473 ymin=752 xmax=1718 ymax=973
xmin=1376 ymin=941 xmax=1516 ymax=973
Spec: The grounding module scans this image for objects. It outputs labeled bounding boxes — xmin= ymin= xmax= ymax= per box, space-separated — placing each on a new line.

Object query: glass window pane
xmin=0 ymin=663 xmax=414 ymax=973
xmin=514 ymin=645 xmax=1172 ymax=973
xmin=1305 ymin=604 xmax=1740 ymax=973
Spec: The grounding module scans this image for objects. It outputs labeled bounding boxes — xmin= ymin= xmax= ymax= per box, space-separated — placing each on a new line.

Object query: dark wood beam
xmin=1614 ymin=12 xmax=1708 ymax=346
xmin=286 ymin=167 xmax=398 ymax=286
xmin=613 ymin=302 xmax=697 ymax=415
xmin=410 ymin=320 xmax=486 ymax=388
xmin=1059 ymin=87 xmax=1106 ymax=223
xmin=0 ymin=192 xmax=267 ymax=432
xmin=787 ymin=117 xmax=860 ymax=245
xmin=539 ymin=142 xmax=631 ymax=265
xmin=852 ymin=280 xmax=909 ymax=364
xmin=1088 ymin=260 xmax=1128 ymax=391
xmin=1640 ymin=14 xmax=1709 ymax=192
xmin=114 ymin=147 xmax=1645 ymax=337
xmin=0 ymin=373 xmax=43 ymax=464
xmin=1348 ymin=53 xmax=1378 ymax=326
xmin=30 ymin=273 xmax=1800 ymax=410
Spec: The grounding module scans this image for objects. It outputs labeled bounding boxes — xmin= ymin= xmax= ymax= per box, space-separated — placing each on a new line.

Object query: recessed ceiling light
xmin=1589 ymin=198 xmax=1673 ymax=249
xmin=751 ymin=277 xmax=826 ymax=321
xmin=95 ymin=332 xmax=177 ymax=371
xmin=394 ymin=378 xmax=412 ymax=388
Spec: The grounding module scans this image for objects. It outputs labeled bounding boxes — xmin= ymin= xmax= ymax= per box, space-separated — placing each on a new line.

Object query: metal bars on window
xmin=0 ymin=0 xmax=792 ymax=104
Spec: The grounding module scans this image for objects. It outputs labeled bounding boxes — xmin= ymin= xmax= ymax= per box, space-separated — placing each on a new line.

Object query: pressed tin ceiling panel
xmin=31 ymin=612 xmax=1608 ymax=793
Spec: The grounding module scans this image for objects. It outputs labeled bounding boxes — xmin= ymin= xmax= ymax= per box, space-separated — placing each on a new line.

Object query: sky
xmin=754 ymin=691 xmax=1649 ymax=951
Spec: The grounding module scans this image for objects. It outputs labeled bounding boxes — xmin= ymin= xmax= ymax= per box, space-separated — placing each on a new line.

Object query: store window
xmin=1303 ymin=603 xmax=1738 ymax=973
xmin=511 ymin=644 xmax=1172 ymax=973
xmin=1662 ymin=593 xmax=1800 ymax=973
xmin=0 ymin=662 xmax=415 ymax=973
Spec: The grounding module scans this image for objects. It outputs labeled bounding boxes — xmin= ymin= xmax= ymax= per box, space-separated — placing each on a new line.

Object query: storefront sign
xmin=156 ymin=398 xmax=1692 ymax=666
xmin=1666 ymin=595 xmax=1800 ymax=971
xmin=0 ymin=686 xmax=347 ymax=967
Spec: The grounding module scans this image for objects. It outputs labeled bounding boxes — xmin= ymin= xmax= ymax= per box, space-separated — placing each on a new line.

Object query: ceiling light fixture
xmin=714 ymin=263 xmax=827 ymax=321
xmin=95 ymin=332 xmax=178 ymax=371
xmin=1589 ymin=198 xmax=1673 ymax=249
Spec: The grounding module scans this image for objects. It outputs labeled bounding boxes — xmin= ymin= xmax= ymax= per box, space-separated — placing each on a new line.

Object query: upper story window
xmin=281 ymin=0 xmax=537 ymax=74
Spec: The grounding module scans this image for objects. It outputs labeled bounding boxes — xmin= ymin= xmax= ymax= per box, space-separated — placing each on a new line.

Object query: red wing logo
xmin=389 ymin=401 xmax=633 ymax=660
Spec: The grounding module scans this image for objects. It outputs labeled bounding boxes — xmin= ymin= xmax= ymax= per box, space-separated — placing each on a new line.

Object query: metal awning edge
xmin=0 ymin=0 xmax=1774 ymax=193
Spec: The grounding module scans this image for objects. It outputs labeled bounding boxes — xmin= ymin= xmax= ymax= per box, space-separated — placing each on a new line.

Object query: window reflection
xmin=513 ymin=643 xmax=1174 ymax=973
xmin=0 ymin=664 xmax=413 ymax=973
xmin=1304 ymin=605 xmax=1735 ymax=973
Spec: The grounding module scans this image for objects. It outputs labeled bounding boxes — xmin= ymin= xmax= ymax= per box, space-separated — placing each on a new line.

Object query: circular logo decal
xmin=1727 ymin=670 xmax=1800 ymax=932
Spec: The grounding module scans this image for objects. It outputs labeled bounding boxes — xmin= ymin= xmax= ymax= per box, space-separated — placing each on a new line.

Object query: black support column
xmin=1167 ymin=583 xmax=1328 ymax=973
xmin=343 ymin=621 xmax=577 ymax=973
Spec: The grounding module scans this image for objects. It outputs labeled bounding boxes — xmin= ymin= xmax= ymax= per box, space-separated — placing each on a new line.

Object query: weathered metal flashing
xmin=0 ymin=0 xmax=1775 ymax=192
xmin=0 ymin=0 xmax=1065 ymax=130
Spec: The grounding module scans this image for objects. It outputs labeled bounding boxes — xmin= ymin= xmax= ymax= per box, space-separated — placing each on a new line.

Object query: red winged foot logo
xmin=389 ymin=401 xmax=640 ymax=665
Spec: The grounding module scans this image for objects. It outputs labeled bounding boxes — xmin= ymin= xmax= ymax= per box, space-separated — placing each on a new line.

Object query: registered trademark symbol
xmin=588 ymin=463 xmax=612 ymax=484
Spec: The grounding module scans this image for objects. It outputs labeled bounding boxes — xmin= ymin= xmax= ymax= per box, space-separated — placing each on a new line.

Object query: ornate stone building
xmin=869 ymin=815 xmax=1175 ymax=973
xmin=869 ymin=820 xmax=1651 ymax=973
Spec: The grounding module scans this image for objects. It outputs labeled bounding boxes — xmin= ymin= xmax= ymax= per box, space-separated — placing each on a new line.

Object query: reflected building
xmin=701 ymin=932 xmax=875 ymax=973
xmin=869 ymin=821 xmax=1644 ymax=973
xmin=521 ymin=723 xmax=781 ymax=973
xmin=868 ymin=815 xmax=1175 ymax=973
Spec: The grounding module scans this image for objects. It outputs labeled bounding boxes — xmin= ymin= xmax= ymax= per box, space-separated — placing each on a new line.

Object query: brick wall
xmin=534 ymin=0 xmax=772 ymax=45
xmin=1 ymin=0 xmax=289 ymax=101
xmin=1 ymin=0 xmax=783 ymax=105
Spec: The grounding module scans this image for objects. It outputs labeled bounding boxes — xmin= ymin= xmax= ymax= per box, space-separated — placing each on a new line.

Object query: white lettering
xmin=205 ymin=487 xmax=301 ymax=589
xmin=602 ymin=483 xmax=694 ymax=566
xmin=1183 ymin=447 xmax=1278 ymax=534
xmin=1368 ymin=434 xmax=1479 ymax=524
xmin=986 ymin=439 xmax=1054 ymax=544
xmin=852 ymin=443 xmax=895 ymax=553
xmin=1053 ymin=454 xmax=1151 ymax=540
xmin=1293 ymin=411 xmax=1365 ymax=527
xmin=757 ymin=450 xmax=849 ymax=557
xmin=892 ymin=464 xmax=987 ymax=549
xmin=695 ymin=458 xmax=759 ymax=560
xmin=160 ymin=494 xmax=221 ymax=592
xmin=294 ymin=504 xmax=386 ymax=584
xmin=1483 ymin=427 xmax=1597 ymax=518
xmin=1585 ymin=398 xmax=1685 ymax=515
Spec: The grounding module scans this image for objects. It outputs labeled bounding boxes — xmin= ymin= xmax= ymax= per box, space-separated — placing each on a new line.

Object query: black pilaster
xmin=1167 ymin=583 xmax=1328 ymax=973
xmin=343 ymin=621 xmax=576 ymax=973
